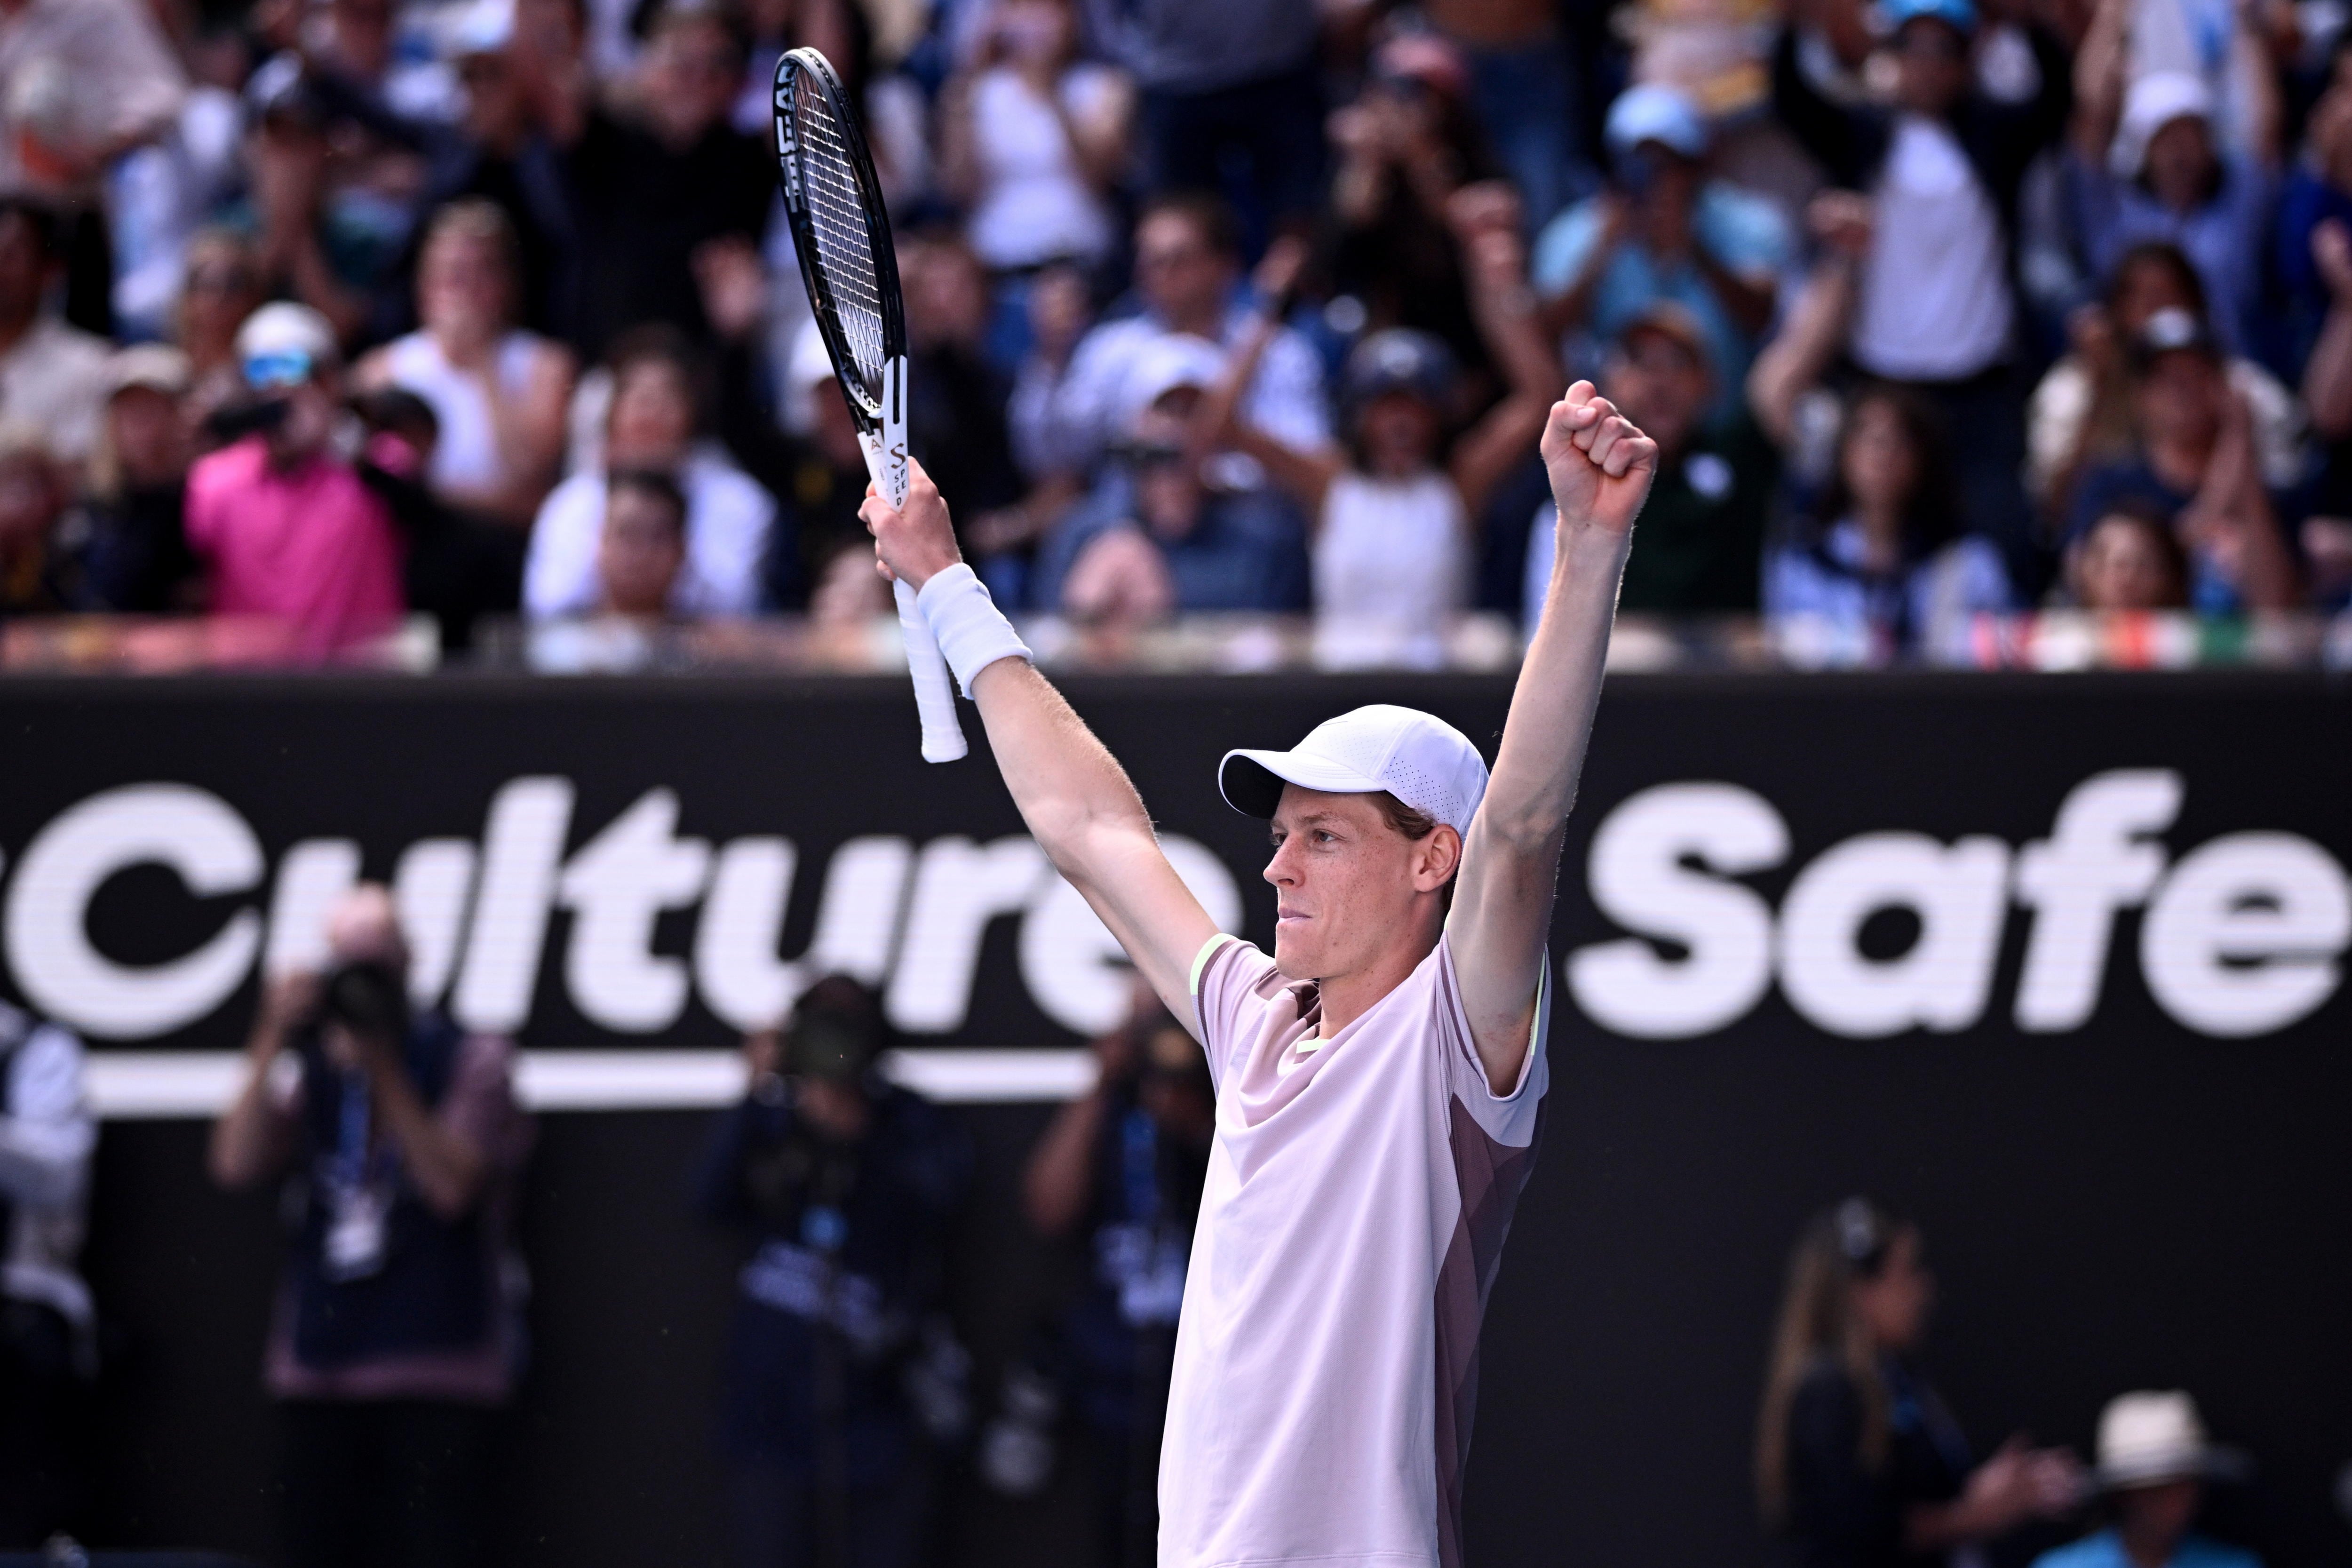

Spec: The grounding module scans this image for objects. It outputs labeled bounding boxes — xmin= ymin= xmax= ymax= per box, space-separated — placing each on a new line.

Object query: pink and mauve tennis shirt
xmin=1165 ymin=930 xmax=1551 ymax=1568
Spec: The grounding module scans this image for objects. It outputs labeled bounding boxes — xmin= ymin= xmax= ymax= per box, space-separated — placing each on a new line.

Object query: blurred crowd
xmin=0 ymin=0 xmax=2344 ymax=669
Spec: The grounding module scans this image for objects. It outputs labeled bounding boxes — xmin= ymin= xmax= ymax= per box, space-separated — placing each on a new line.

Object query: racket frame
xmin=772 ymin=48 xmax=964 ymax=763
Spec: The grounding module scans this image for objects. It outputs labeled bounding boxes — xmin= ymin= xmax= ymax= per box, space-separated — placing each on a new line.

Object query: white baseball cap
xmin=2111 ymin=71 xmax=2213 ymax=179
xmin=1220 ymin=705 xmax=1489 ymax=836
xmin=2094 ymin=1391 xmax=2249 ymax=1490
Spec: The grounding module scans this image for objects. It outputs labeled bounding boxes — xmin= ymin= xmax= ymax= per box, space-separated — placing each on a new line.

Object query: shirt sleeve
xmin=0 ymin=1024 xmax=95 ymax=1210
xmin=1187 ymin=932 xmax=1278 ymax=1094
xmin=1433 ymin=937 xmax=1549 ymax=1148
xmin=1242 ymin=329 xmax=1332 ymax=449
xmin=524 ymin=478 xmax=599 ymax=618
xmin=1530 ymin=200 xmax=1603 ymax=300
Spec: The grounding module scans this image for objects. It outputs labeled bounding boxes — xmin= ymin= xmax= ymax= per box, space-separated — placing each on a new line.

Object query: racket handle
xmin=895 ymin=577 xmax=968 ymax=763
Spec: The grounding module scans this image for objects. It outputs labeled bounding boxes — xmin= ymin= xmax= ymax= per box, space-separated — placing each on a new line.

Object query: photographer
xmin=1021 ymin=989 xmax=1215 ymax=1568
xmin=208 ymin=884 xmax=532 ymax=1568
xmin=697 ymin=977 xmax=972 ymax=1568
xmin=184 ymin=302 xmax=406 ymax=659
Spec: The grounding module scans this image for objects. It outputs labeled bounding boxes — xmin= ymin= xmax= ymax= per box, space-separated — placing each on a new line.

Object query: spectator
xmin=900 ymin=231 xmax=1032 ymax=563
xmin=1214 ymin=218 xmax=1551 ymax=655
xmin=1426 ymin=0 xmax=1591 ymax=230
xmin=0 ymin=420 xmax=72 ymax=614
xmin=696 ymin=977 xmax=971 ymax=1568
xmin=565 ymin=0 xmax=771 ymax=358
xmin=1528 ymin=303 xmax=1780 ymax=621
xmin=0 ymin=997 xmax=96 ymax=1549
xmin=2289 ymin=234 xmax=2352 ymax=605
xmin=207 ymin=884 xmax=533 ymax=1568
xmin=1088 ymin=0 xmax=1321 ymax=243
xmin=0 ymin=199 xmax=111 ymax=466
xmin=0 ymin=0 xmax=186 ymax=332
xmin=175 ymin=227 xmax=269 ymax=435
xmin=1051 ymin=193 xmax=1330 ymax=473
xmin=750 ymin=319 xmax=876 ymax=610
xmin=410 ymin=6 xmax=587 ymax=347
xmin=1023 ymin=993 xmax=1215 ymax=1568
xmin=1326 ymin=33 xmax=1503 ymax=393
xmin=346 ymin=385 xmax=528 ymax=654
xmin=2274 ymin=66 xmax=2352 ymax=369
xmin=64 ymin=344 xmax=199 ymax=613
xmin=184 ymin=303 xmax=406 ymax=657
xmin=938 ymin=0 xmax=1133 ymax=274
xmin=2029 ymin=1392 xmax=2258 ymax=1568
xmin=1033 ymin=340 xmax=1312 ymax=621
xmin=525 ymin=325 xmax=774 ymax=619
xmin=2067 ymin=0 xmax=2280 ymax=357
xmin=1534 ymin=83 xmax=1790 ymax=420
xmin=2065 ymin=502 xmax=2193 ymax=609
xmin=596 ymin=467 xmax=689 ymax=617
xmin=2067 ymin=309 xmax=2302 ymax=611
xmin=240 ymin=56 xmax=428 ymax=349
xmin=1756 ymin=1198 xmax=2082 ymax=1568
xmin=1009 ymin=260 xmax=1101 ymax=488
xmin=1761 ymin=382 xmax=2016 ymax=656
xmin=1771 ymin=0 xmax=2069 ymax=544
xmin=2027 ymin=242 xmax=2303 ymax=519
xmin=357 ymin=200 xmax=576 ymax=525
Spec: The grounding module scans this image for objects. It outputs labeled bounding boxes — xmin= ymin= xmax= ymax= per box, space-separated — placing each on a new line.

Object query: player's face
xmin=1262 ymin=786 xmax=1442 ymax=983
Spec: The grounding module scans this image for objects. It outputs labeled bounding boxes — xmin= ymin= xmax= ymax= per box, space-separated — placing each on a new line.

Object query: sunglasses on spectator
xmin=244 ymin=350 xmax=316 ymax=391
xmin=1121 ymin=441 xmax=1190 ymax=470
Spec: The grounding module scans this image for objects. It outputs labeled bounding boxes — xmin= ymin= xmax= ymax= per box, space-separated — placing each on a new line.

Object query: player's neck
xmin=1310 ymin=925 xmax=1441 ymax=1039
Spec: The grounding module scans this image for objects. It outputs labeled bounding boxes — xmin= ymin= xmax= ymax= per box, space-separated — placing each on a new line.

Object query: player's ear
xmin=1416 ymin=825 xmax=1463 ymax=891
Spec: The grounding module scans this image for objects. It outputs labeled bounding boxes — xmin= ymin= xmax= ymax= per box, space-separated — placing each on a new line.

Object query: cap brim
xmin=2096 ymin=1447 xmax=2253 ymax=1491
xmin=1218 ymin=748 xmax=1386 ymax=819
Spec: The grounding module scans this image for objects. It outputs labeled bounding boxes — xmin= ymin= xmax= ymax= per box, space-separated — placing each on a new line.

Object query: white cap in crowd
xmin=1221 ymin=705 xmax=1490 ymax=836
xmin=2094 ymin=1390 xmax=2249 ymax=1490
xmin=235 ymin=302 xmax=339 ymax=390
xmin=2111 ymin=71 xmax=2214 ymax=179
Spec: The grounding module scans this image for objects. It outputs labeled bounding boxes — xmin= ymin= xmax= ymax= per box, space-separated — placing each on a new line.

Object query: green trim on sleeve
xmin=1189 ymin=931 xmax=1236 ymax=997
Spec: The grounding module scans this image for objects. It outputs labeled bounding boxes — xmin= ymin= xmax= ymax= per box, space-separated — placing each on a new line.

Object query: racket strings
xmin=792 ymin=78 xmax=889 ymax=407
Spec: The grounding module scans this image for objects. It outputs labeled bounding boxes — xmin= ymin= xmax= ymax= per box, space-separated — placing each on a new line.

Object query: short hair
xmin=1137 ymin=191 xmax=1241 ymax=262
xmin=351 ymin=387 xmax=440 ymax=447
xmin=607 ymin=467 xmax=689 ymax=535
xmin=1373 ymin=791 xmax=1458 ymax=910
xmin=2106 ymin=240 xmax=2207 ymax=323
xmin=604 ymin=322 xmax=709 ymax=431
xmin=422 ymin=198 xmax=520 ymax=281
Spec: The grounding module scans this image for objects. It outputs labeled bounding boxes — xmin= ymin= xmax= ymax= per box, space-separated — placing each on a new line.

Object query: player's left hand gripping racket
xmin=771 ymin=48 xmax=966 ymax=763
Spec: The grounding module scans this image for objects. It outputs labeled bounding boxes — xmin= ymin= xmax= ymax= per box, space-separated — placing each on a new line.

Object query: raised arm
xmin=862 ymin=463 xmax=1220 ymax=1023
xmin=1447 ymin=383 xmax=1653 ymax=1091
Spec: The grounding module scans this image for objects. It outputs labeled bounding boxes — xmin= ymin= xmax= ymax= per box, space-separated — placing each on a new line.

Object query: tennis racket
xmin=771 ymin=48 xmax=966 ymax=764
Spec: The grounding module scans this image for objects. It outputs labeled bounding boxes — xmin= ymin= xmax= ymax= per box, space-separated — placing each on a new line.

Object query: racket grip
xmin=895 ymin=577 xmax=969 ymax=763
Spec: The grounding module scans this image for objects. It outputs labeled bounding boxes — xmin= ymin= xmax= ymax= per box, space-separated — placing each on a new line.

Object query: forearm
xmin=970 ymin=657 xmax=1156 ymax=877
xmin=1484 ymin=521 xmax=1630 ymax=842
xmin=1750 ymin=259 xmax=1856 ymax=446
xmin=367 ymin=1063 xmax=487 ymax=1219
xmin=209 ymin=1054 xmax=291 ymax=1188
xmin=1022 ymin=1086 xmax=1109 ymax=1235
xmin=2304 ymin=306 xmax=2352 ymax=438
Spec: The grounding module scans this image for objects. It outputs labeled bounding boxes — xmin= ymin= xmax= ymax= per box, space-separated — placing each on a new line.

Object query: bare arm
xmin=2302 ymin=220 xmax=2352 ymax=439
xmin=1447 ymin=383 xmax=1653 ymax=1092
xmin=2071 ymin=0 xmax=2130 ymax=163
xmin=1022 ymin=1030 xmax=1130 ymax=1235
xmin=208 ymin=973 xmax=312 ymax=1189
xmin=862 ymin=463 xmax=1220 ymax=1024
xmin=1748 ymin=193 xmax=1870 ymax=449
xmin=1449 ymin=186 xmax=1568 ymax=519
xmin=351 ymin=1029 xmax=490 ymax=1221
xmin=1195 ymin=239 xmax=1344 ymax=520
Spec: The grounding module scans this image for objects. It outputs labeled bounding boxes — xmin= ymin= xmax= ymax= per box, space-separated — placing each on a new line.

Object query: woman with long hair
xmin=356 ymin=200 xmax=574 ymax=525
xmin=1760 ymin=384 xmax=2015 ymax=658
xmin=1756 ymin=1199 xmax=2081 ymax=1568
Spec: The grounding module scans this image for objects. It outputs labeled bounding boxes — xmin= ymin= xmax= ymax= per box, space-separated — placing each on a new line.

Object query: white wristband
xmin=915 ymin=563 xmax=1033 ymax=699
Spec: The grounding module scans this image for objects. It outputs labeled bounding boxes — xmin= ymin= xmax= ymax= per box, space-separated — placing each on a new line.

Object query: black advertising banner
xmin=1 ymin=672 xmax=2347 ymax=1568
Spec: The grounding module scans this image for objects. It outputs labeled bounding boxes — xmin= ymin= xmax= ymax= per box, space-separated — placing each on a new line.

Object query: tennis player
xmin=863 ymin=380 xmax=1655 ymax=1567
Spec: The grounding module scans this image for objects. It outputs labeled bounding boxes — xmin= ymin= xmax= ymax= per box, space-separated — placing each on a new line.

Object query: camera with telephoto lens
xmin=318 ymin=959 xmax=409 ymax=1042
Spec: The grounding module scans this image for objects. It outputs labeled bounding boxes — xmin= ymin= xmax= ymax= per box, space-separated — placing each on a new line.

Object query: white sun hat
xmin=2095 ymin=1391 xmax=2250 ymax=1490
xmin=1220 ymin=705 xmax=1490 ymax=836
xmin=2111 ymin=71 xmax=2214 ymax=180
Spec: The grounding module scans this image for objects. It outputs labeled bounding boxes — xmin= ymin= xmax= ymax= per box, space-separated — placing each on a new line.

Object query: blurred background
xmin=0 ymin=0 xmax=2344 ymax=1565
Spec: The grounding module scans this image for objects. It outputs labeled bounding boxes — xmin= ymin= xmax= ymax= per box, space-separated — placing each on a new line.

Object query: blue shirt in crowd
xmin=2070 ymin=151 xmax=2274 ymax=356
xmin=1030 ymin=472 xmax=1311 ymax=615
xmin=2030 ymin=1527 xmax=2262 ymax=1568
xmin=1763 ymin=519 xmax=2013 ymax=655
xmin=1532 ymin=180 xmax=1793 ymax=420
